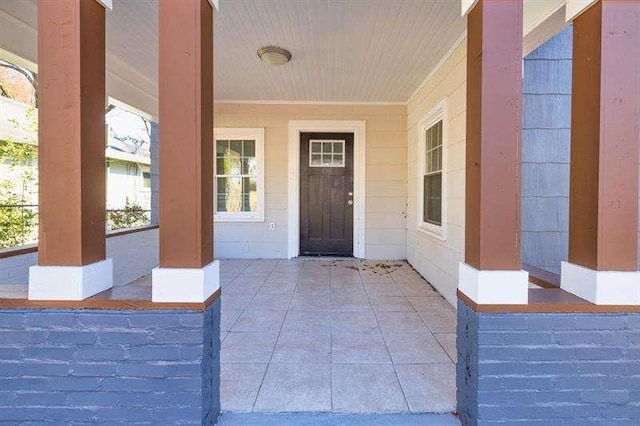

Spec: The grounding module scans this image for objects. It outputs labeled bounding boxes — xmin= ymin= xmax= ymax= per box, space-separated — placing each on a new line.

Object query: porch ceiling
xmin=0 ymin=0 xmax=465 ymax=106
xmin=111 ymin=0 xmax=467 ymax=103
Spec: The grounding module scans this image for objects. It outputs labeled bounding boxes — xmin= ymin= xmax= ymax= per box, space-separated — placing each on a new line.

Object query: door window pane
xmin=309 ymin=140 xmax=345 ymax=168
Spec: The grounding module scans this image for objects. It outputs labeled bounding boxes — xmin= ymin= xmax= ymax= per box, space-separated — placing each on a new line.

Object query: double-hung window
xmin=418 ymin=101 xmax=446 ymax=239
xmin=214 ymin=128 xmax=265 ymax=222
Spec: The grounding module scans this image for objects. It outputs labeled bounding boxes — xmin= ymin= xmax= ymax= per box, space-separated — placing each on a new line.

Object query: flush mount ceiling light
xmin=257 ymin=46 xmax=292 ymax=66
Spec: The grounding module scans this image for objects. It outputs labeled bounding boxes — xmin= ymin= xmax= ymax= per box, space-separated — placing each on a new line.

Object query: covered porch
xmin=1 ymin=0 xmax=640 ymax=425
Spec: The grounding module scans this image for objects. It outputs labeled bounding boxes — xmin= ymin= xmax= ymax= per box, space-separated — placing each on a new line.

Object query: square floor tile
xmin=400 ymin=282 xmax=439 ymax=297
xmin=407 ymin=296 xmax=454 ymax=312
xmin=376 ymin=312 xmax=431 ymax=335
xmin=247 ymin=293 xmax=293 ymax=311
xmin=331 ymin=286 xmax=368 ymax=298
xmin=295 ymin=283 xmax=331 ymax=296
xmin=253 ymin=364 xmax=331 ymax=412
xmin=360 ymin=270 xmax=395 ymax=284
xmin=331 ymin=275 xmax=363 ymax=285
xmin=395 ymin=363 xmax=456 ymax=413
xmin=271 ymin=331 xmax=331 ymax=363
xmin=369 ymin=296 xmax=415 ymax=312
xmin=258 ymin=280 xmax=298 ymax=295
xmin=221 ymin=332 xmax=278 ymax=364
xmin=222 ymin=293 xmax=254 ymax=311
xmin=331 ymin=311 xmax=380 ymax=335
xmin=223 ymin=281 xmax=262 ymax=296
xmin=221 ymin=309 xmax=243 ymax=332
xmin=384 ymin=332 xmax=450 ymax=364
xmin=330 ymin=294 xmax=371 ymax=311
xmin=435 ymin=333 xmax=457 ymax=363
xmin=332 ymin=332 xmax=390 ymax=363
xmin=417 ymin=307 xmax=457 ymax=334
xmin=332 ymin=363 xmax=408 ymax=413
xmin=364 ymin=283 xmax=403 ymax=297
xmin=231 ymin=310 xmax=287 ymax=333
xmin=220 ymin=363 xmax=267 ymax=412
xmin=281 ymin=310 xmax=331 ymax=334
xmin=290 ymin=293 xmax=331 ymax=311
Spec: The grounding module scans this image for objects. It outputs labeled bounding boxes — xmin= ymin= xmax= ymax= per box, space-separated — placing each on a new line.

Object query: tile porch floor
xmin=219 ymin=259 xmax=457 ymax=414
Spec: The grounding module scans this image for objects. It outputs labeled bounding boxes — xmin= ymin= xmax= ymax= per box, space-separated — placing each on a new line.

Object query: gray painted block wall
xmin=457 ymin=300 xmax=640 ymax=425
xmin=521 ymin=28 xmax=572 ymax=275
xmin=0 ymin=300 xmax=221 ymax=424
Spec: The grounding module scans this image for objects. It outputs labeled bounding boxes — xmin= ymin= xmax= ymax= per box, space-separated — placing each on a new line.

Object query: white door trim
xmin=288 ymin=120 xmax=366 ymax=259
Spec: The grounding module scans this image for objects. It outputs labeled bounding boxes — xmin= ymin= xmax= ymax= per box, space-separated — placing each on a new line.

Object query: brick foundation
xmin=0 ymin=299 xmax=220 ymax=424
xmin=457 ymin=299 xmax=640 ymax=425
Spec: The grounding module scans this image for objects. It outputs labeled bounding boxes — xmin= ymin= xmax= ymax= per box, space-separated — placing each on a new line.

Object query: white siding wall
xmin=213 ymin=103 xmax=407 ymax=259
xmin=106 ymin=160 xmax=150 ymax=210
xmin=406 ymin=39 xmax=467 ymax=306
xmin=0 ymin=228 xmax=159 ymax=286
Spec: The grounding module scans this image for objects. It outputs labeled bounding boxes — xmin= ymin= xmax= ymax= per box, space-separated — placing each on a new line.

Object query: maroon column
xmin=37 ymin=0 xmax=106 ymax=266
xmin=568 ymin=0 xmax=640 ymax=272
xmin=158 ymin=0 xmax=214 ymax=269
xmin=465 ymin=0 xmax=524 ymax=270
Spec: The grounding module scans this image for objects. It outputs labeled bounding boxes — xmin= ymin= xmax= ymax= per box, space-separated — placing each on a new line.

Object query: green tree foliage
xmin=106 ymin=199 xmax=149 ymax=231
xmin=0 ymin=107 xmax=38 ymax=249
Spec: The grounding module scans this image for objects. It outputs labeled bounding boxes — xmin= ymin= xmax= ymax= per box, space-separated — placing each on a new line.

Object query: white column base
xmin=560 ymin=261 xmax=640 ymax=305
xmin=28 ymin=259 xmax=113 ymax=301
xmin=458 ymin=262 xmax=529 ymax=304
xmin=152 ymin=260 xmax=220 ymax=303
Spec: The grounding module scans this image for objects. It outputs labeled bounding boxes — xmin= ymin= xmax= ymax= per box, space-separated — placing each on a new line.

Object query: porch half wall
xmin=0 ymin=227 xmax=159 ymax=286
xmin=212 ymin=103 xmax=407 ymax=260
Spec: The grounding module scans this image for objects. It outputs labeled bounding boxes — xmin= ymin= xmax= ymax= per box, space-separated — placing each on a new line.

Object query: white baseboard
xmin=28 ymin=259 xmax=113 ymax=300
xmin=560 ymin=261 xmax=640 ymax=305
xmin=458 ymin=262 xmax=529 ymax=304
xmin=152 ymin=260 xmax=220 ymax=303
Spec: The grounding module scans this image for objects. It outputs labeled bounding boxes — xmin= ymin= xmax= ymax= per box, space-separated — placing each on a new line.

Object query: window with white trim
xmin=418 ymin=101 xmax=446 ymax=239
xmin=214 ymin=128 xmax=264 ymax=222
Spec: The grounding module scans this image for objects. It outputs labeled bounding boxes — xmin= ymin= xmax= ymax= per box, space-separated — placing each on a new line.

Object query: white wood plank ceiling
xmin=213 ymin=0 xmax=465 ymax=102
xmin=1 ymin=0 xmax=466 ymax=104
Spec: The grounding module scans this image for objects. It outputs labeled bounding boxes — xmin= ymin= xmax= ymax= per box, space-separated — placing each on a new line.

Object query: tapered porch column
xmin=29 ymin=0 xmax=113 ymax=300
xmin=458 ymin=0 xmax=528 ymax=304
xmin=561 ymin=0 xmax=640 ymax=305
xmin=153 ymin=0 xmax=219 ymax=302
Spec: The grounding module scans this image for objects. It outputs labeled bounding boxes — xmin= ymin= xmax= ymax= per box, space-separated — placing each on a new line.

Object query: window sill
xmin=214 ymin=216 xmax=265 ymax=223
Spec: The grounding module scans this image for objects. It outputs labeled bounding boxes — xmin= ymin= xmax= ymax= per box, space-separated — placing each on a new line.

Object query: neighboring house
xmin=0 ymin=96 xmax=152 ymax=232
xmin=0 ymin=1 xmax=639 ymax=425
xmin=105 ymin=136 xmax=151 ymax=212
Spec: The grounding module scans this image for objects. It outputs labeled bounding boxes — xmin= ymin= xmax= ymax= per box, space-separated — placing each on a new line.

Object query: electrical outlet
xmin=269 ymin=222 xmax=276 ymax=231
xmin=243 ymin=242 xmax=249 ymax=252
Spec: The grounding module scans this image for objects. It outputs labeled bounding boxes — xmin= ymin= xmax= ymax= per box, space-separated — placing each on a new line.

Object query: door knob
xmin=347 ymin=200 xmax=353 ymax=206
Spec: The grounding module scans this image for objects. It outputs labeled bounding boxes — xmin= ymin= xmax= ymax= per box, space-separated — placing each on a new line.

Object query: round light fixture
xmin=257 ymin=46 xmax=292 ymax=66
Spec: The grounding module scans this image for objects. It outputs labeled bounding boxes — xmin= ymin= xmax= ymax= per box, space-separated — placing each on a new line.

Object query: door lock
xmin=348 ymin=191 xmax=353 ymax=196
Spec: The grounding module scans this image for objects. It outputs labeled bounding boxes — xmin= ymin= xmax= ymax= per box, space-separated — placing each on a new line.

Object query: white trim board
xmin=288 ymin=120 xmax=366 ymax=259
xmin=458 ymin=262 xmax=529 ymax=304
xmin=560 ymin=261 xmax=640 ymax=305
xmin=29 ymin=259 xmax=113 ymax=301
xmin=152 ymin=260 xmax=220 ymax=303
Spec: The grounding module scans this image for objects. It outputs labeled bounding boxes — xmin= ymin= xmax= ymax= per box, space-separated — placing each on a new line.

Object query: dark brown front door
xmin=300 ymin=132 xmax=354 ymax=256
